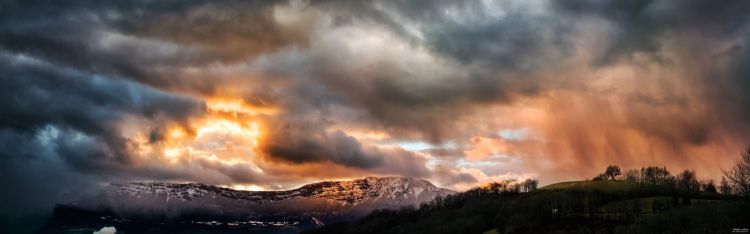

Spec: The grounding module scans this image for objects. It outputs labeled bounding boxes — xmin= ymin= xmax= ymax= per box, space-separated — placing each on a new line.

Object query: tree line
xmin=417 ymin=178 xmax=538 ymax=212
xmin=592 ymin=147 xmax=750 ymax=198
xmin=306 ymin=147 xmax=750 ymax=234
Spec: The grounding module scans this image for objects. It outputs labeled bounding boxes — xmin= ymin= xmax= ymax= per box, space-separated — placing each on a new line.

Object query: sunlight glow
xmin=155 ymin=97 xmax=267 ymax=166
xmin=206 ymin=98 xmax=279 ymax=116
xmin=229 ymin=184 xmax=266 ymax=191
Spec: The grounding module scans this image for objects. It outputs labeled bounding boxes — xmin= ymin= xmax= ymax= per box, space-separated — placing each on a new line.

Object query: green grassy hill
xmin=540 ymin=180 xmax=639 ymax=192
xmin=306 ymin=180 xmax=749 ymax=234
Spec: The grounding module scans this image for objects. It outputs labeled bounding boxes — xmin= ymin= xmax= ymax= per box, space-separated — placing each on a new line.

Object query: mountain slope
xmin=105 ymin=176 xmax=452 ymax=204
xmin=40 ymin=177 xmax=453 ymax=233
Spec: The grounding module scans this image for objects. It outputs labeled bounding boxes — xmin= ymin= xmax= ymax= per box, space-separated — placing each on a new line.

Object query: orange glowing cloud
xmin=156 ymin=97 xmax=269 ymax=163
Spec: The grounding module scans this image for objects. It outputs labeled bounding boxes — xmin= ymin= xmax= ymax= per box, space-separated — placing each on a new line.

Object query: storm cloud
xmin=3 ymin=0 xmax=750 ymax=230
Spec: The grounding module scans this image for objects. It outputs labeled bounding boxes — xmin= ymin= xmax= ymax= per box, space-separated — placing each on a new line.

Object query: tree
xmin=663 ymin=175 xmax=678 ymax=191
xmin=624 ymin=169 xmax=640 ymax=183
xmin=641 ymin=166 xmax=671 ymax=187
xmin=720 ymin=176 xmax=732 ymax=195
xmin=604 ymin=165 xmax=621 ymax=181
xmin=723 ymin=147 xmax=750 ymax=197
xmin=701 ymin=180 xmax=717 ymax=193
xmin=483 ymin=180 xmax=522 ymax=194
xmin=676 ymin=170 xmax=700 ymax=205
xmin=677 ymin=170 xmax=700 ymax=194
xmin=521 ymin=179 xmax=538 ymax=192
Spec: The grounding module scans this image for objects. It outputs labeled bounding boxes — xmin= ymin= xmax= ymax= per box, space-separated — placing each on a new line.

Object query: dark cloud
xmin=0 ymin=129 xmax=100 ymax=233
xmin=279 ymin=0 xmax=575 ymax=142
xmin=0 ymin=52 xmax=204 ymax=156
xmin=0 ymin=51 xmax=204 ymax=223
xmin=3 ymin=1 xmax=750 ymax=232
xmin=263 ymin=129 xmax=384 ymax=168
xmin=258 ymin=117 xmax=430 ymax=177
xmin=110 ymin=0 xmax=302 ymax=61
xmin=0 ymin=0 xmax=296 ymax=90
xmin=553 ymin=0 xmax=750 ymax=66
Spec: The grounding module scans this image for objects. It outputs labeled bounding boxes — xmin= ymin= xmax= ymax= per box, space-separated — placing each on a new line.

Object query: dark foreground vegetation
xmin=307 ymin=149 xmax=750 ymax=234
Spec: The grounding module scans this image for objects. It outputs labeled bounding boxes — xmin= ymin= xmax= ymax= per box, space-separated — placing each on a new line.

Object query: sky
xmin=2 ymin=0 xmax=750 ymax=216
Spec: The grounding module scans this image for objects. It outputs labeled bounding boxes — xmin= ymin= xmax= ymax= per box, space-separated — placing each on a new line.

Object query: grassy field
xmin=482 ymin=229 xmax=500 ymax=234
xmin=540 ymin=180 xmax=640 ymax=192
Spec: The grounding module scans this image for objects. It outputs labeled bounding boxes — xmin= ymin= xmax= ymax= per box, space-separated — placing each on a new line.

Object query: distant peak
xmin=358 ymin=176 xmax=431 ymax=183
xmin=109 ymin=176 xmax=451 ymax=196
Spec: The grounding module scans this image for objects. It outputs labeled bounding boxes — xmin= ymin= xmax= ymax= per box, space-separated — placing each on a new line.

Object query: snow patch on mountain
xmin=105 ymin=177 xmax=454 ymax=205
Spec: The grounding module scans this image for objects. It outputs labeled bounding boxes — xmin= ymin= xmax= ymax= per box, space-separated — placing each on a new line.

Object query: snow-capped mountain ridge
xmin=107 ymin=177 xmax=453 ymax=204
xmin=47 ymin=177 xmax=454 ymax=232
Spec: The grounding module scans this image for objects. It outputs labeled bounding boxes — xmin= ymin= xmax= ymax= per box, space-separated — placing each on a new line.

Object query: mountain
xmin=39 ymin=177 xmax=453 ymax=233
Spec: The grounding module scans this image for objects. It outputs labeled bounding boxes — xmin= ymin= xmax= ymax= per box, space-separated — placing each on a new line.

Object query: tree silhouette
xmin=720 ymin=176 xmax=732 ymax=195
xmin=624 ymin=169 xmax=640 ymax=183
xmin=604 ymin=165 xmax=622 ymax=181
xmin=521 ymin=179 xmax=538 ymax=192
xmin=722 ymin=147 xmax=750 ymax=197
xmin=677 ymin=170 xmax=700 ymax=194
xmin=701 ymin=180 xmax=717 ymax=193
xmin=640 ymin=166 xmax=671 ymax=187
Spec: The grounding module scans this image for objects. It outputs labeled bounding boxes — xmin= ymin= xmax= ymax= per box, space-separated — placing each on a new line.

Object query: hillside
xmin=540 ymin=180 xmax=639 ymax=192
xmin=103 ymin=177 xmax=453 ymax=204
xmin=38 ymin=177 xmax=453 ymax=234
xmin=306 ymin=180 xmax=750 ymax=234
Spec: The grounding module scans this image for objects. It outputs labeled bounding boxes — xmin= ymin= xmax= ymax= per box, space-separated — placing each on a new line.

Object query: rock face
xmin=42 ymin=177 xmax=454 ymax=233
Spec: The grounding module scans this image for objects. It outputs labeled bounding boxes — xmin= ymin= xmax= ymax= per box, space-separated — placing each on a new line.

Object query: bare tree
xmin=723 ymin=147 xmax=750 ymax=197
xmin=677 ymin=170 xmax=700 ymax=194
xmin=720 ymin=176 xmax=732 ymax=195
xmin=624 ymin=169 xmax=640 ymax=183
xmin=701 ymin=180 xmax=717 ymax=193
xmin=641 ymin=166 xmax=671 ymax=187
